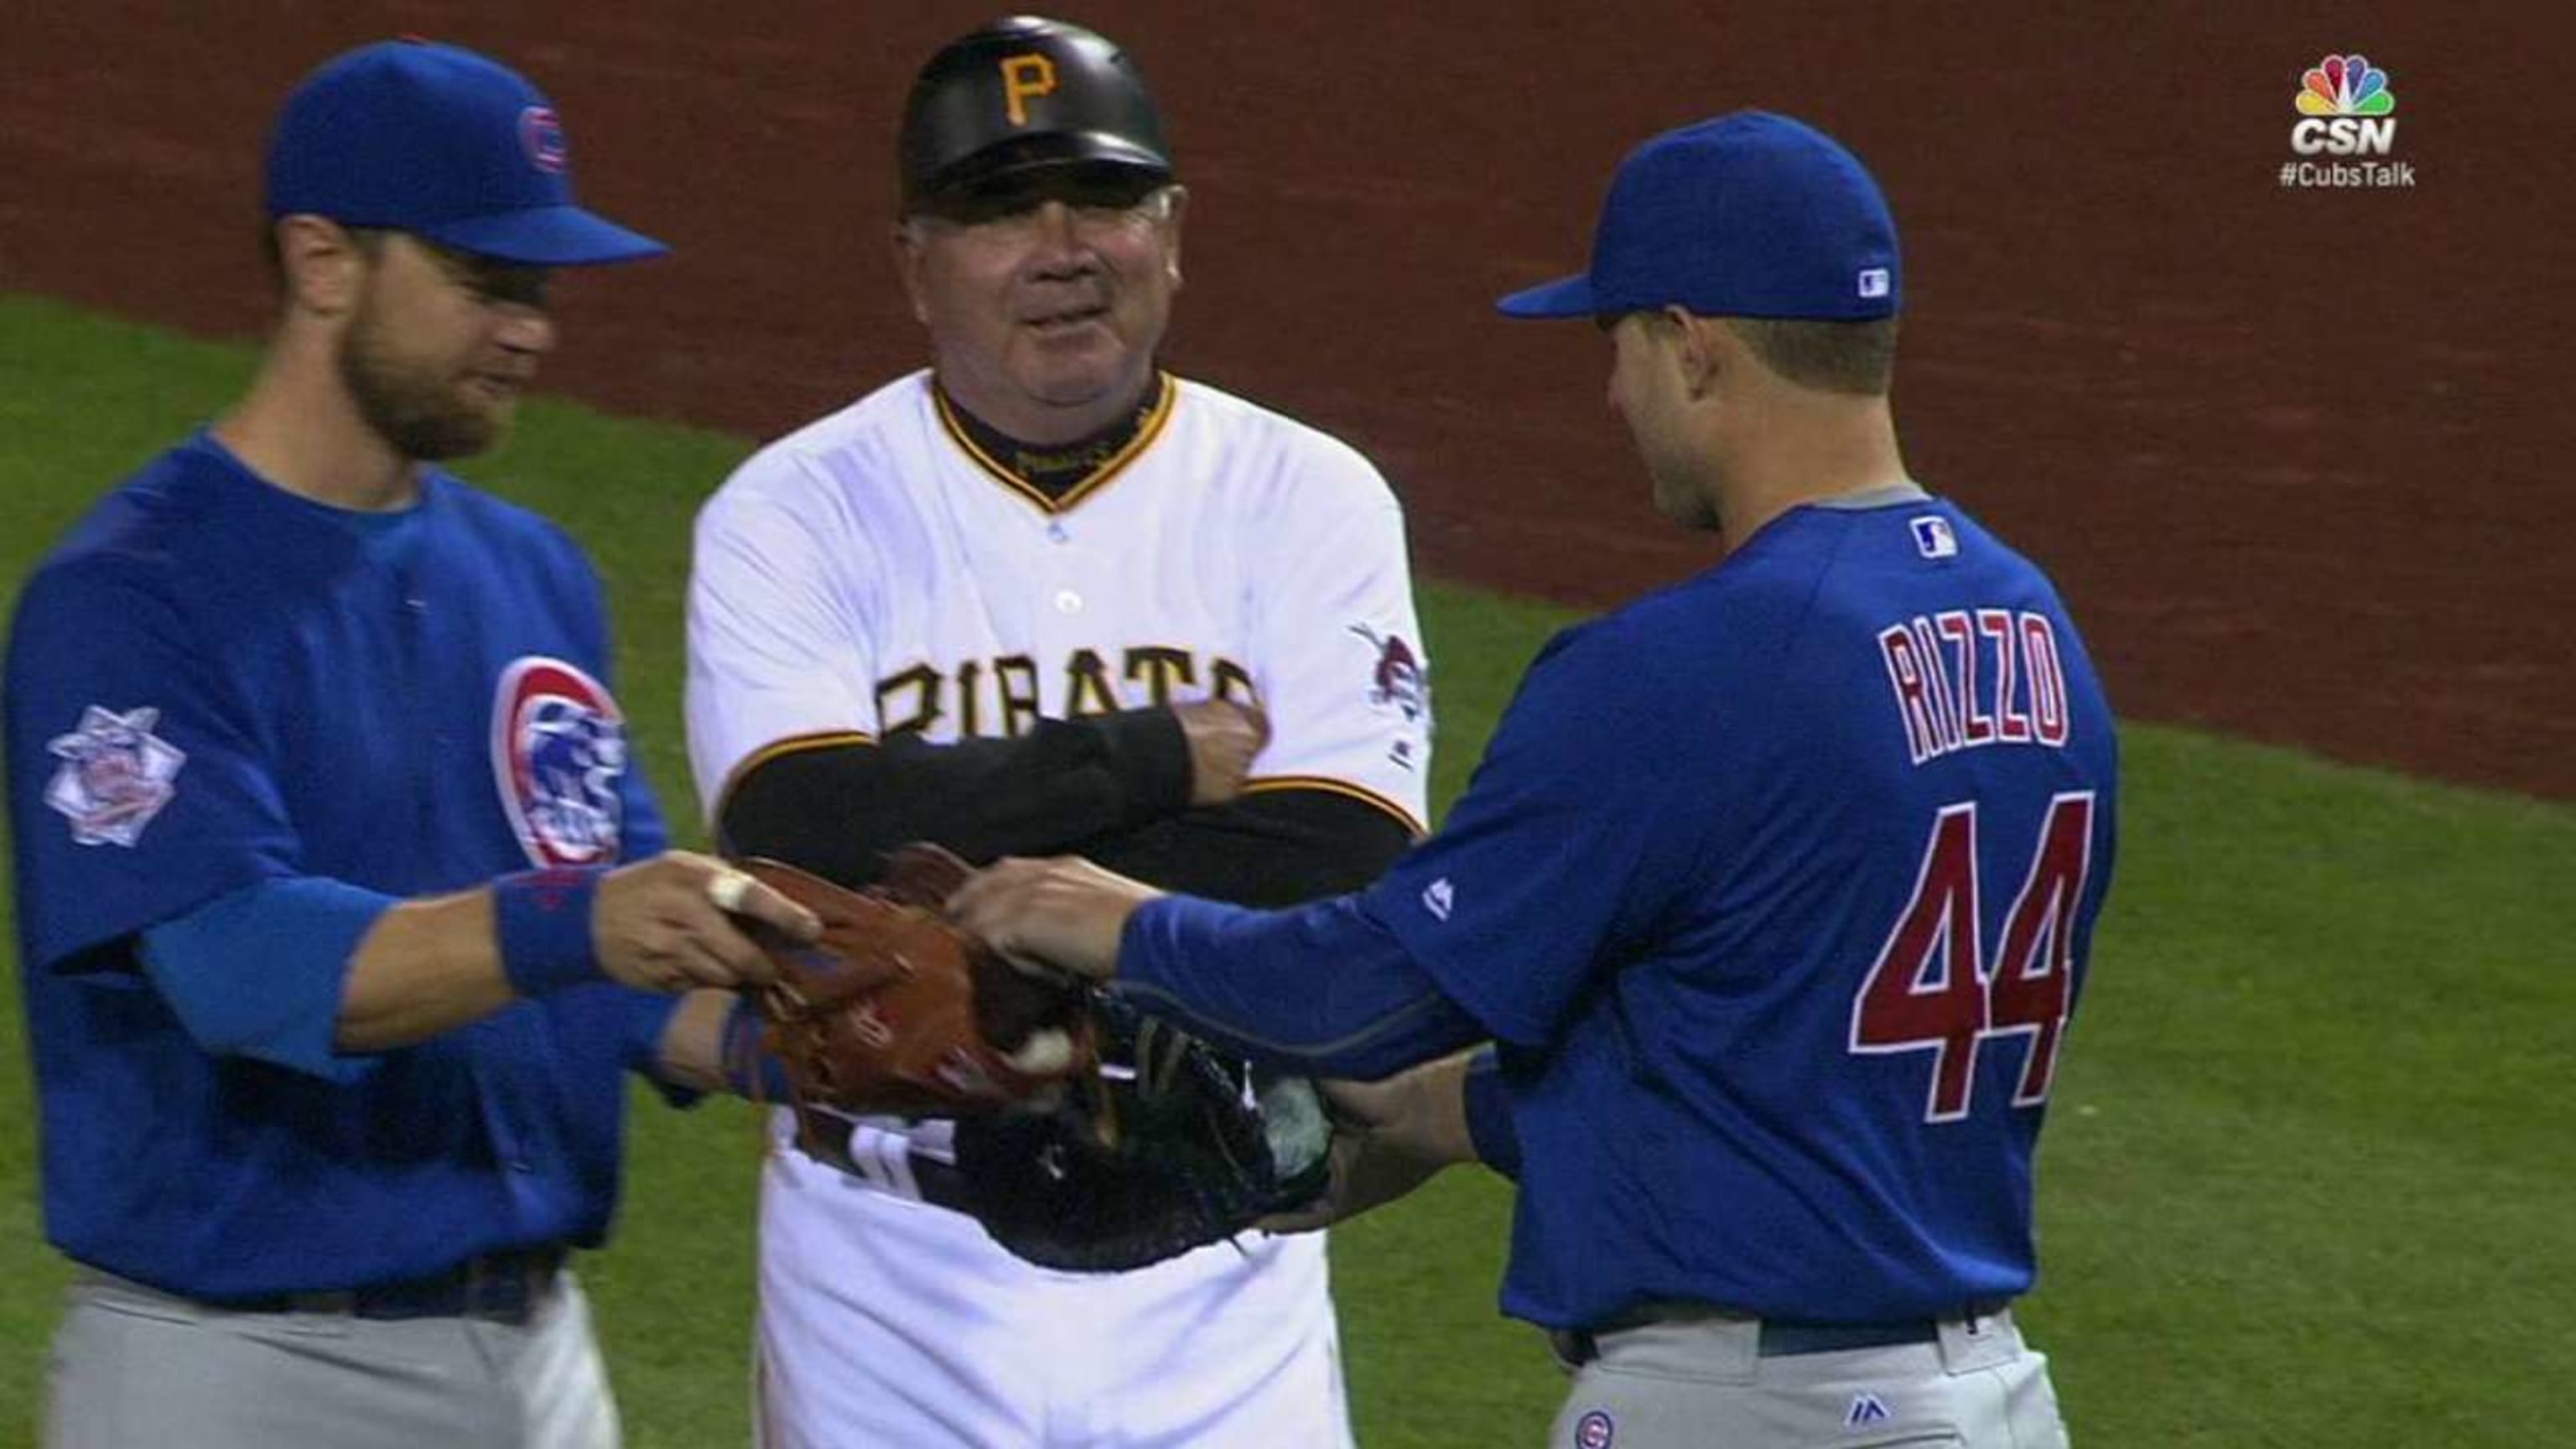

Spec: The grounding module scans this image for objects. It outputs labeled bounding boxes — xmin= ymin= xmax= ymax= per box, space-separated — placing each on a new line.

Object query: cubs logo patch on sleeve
xmin=491 ymin=657 xmax=629 ymax=867
xmin=44 ymin=705 xmax=187 ymax=847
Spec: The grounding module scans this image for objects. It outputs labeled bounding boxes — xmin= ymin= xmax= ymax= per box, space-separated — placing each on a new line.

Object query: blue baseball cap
xmin=1498 ymin=111 xmax=1898 ymax=322
xmin=264 ymin=40 xmax=666 ymax=266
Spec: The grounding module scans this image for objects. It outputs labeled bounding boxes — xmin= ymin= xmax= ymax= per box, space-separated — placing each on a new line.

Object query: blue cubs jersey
xmin=1365 ymin=486 xmax=2118 ymax=1328
xmin=5 ymin=433 xmax=672 ymax=1298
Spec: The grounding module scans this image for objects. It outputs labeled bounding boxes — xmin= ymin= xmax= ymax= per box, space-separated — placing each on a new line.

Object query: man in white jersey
xmin=683 ymin=17 xmax=1431 ymax=1448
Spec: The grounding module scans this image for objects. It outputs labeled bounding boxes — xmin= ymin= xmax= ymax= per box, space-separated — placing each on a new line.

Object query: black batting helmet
xmin=898 ymin=16 xmax=1172 ymax=210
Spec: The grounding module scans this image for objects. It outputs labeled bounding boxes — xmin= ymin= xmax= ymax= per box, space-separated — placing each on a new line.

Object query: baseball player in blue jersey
xmin=955 ymin=112 xmax=2119 ymax=1448
xmin=5 ymin=41 xmax=817 ymax=1449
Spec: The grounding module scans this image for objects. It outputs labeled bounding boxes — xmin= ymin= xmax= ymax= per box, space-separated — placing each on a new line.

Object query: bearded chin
xmin=337 ymin=306 xmax=504 ymax=462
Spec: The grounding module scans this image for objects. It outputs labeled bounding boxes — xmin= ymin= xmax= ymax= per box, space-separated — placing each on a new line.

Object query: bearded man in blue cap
xmin=7 ymin=39 xmax=820 ymax=1448
xmin=954 ymin=111 xmax=2121 ymax=1448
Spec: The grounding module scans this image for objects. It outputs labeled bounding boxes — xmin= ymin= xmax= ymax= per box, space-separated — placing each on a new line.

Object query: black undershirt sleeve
xmin=718 ymin=711 xmax=1412 ymax=905
xmin=717 ymin=709 xmax=1192 ymax=889
xmin=1077 ymin=790 xmax=1412 ymax=907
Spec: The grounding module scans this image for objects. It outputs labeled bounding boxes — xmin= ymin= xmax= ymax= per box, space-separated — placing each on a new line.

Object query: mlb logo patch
xmin=1909 ymin=515 xmax=1958 ymax=559
xmin=1420 ymin=877 xmax=1456 ymax=922
xmin=44 ymin=705 xmax=186 ymax=848
xmin=1846 ymin=1392 xmax=1893 ymax=1426
xmin=1857 ymin=267 xmax=1892 ymax=299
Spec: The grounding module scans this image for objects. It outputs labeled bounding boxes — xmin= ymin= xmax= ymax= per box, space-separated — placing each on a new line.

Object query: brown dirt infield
xmin=4 ymin=3 xmax=2563 ymax=798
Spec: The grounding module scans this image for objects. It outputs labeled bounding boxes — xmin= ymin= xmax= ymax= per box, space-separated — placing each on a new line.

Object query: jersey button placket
xmin=1033 ymin=515 xmax=1103 ymax=694
xmin=404 ymin=594 xmax=455 ymax=748
xmin=393 ymin=574 xmax=440 ymax=871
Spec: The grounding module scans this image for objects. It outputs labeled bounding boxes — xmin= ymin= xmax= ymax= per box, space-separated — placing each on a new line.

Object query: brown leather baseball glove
xmin=732 ymin=845 xmax=1095 ymax=1139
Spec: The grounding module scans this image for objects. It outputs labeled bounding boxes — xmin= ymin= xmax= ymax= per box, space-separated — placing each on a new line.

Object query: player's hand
xmin=949 ymin=854 xmax=1163 ymax=980
xmin=1259 ymin=1051 xmax=1480 ymax=1233
xmin=590 ymin=850 xmax=820 ymax=993
xmin=1173 ymin=699 xmax=1270 ymax=806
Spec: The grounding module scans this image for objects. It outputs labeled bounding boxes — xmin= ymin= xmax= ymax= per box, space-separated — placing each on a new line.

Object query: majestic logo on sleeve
xmin=491 ymin=657 xmax=629 ymax=867
xmin=44 ymin=705 xmax=186 ymax=847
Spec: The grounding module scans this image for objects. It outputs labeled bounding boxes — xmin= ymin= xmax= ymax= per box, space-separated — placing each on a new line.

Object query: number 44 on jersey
xmin=1850 ymin=793 xmax=2100 ymax=1123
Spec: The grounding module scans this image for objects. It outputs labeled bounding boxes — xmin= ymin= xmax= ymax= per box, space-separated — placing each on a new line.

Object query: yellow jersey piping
xmin=933 ymin=372 xmax=1177 ymax=516
xmin=1243 ymin=776 xmax=1429 ymax=839
xmin=713 ymin=730 xmax=875 ymax=823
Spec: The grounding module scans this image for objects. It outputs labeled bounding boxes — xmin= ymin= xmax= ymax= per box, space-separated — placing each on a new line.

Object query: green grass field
xmin=3 ymin=293 xmax=2570 ymax=1445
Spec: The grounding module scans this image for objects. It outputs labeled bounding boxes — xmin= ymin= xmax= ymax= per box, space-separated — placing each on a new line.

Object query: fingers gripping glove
xmin=948 ymin=995 xmax=1335 ymax=1273
xmin=735 ymin=846 xmax=1094 ymax=1144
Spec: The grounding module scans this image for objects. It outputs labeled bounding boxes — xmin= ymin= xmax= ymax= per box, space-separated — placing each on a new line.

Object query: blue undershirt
xmin=139 ymin=878 xmax=395 ymax=1081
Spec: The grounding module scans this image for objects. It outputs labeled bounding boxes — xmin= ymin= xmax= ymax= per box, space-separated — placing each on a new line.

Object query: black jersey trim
xmin=932 ymin=372 xmax=1178 ymax=516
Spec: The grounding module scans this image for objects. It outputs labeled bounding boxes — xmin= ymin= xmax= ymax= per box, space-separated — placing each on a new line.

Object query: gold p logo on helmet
xmin=999 ymin=54 xmax=1057 ymax=127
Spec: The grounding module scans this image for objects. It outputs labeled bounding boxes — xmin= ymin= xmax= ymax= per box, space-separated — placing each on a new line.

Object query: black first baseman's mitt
xmin=950 ymin=994 xmax=1334 ymax=1273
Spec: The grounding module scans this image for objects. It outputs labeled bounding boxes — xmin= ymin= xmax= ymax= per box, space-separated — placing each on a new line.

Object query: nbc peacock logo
xmin=2290 ymin=54 xmax=2397 ymax=155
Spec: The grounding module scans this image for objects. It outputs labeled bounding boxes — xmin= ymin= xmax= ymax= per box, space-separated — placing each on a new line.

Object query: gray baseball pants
xmin=44 ymin=1266 xmax=620 ymax=1449
xmin=1548 ymin=1306 xmax=2070 ymax=1448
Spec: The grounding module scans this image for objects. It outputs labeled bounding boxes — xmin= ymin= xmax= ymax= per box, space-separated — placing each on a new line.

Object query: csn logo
xmin=2290 ymin=53 xmax=2397 ymax=155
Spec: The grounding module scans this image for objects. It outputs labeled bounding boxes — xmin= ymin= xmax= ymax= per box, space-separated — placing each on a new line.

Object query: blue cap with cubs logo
xmin=264 ymin=39 xmax=666 ymax=266
xmin=1498 ymin=110 xmax=1898 ymax=322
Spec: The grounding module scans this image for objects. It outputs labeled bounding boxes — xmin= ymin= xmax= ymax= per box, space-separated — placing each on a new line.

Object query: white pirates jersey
xmin=685 ymin=369 xmax=1431 ymax=835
